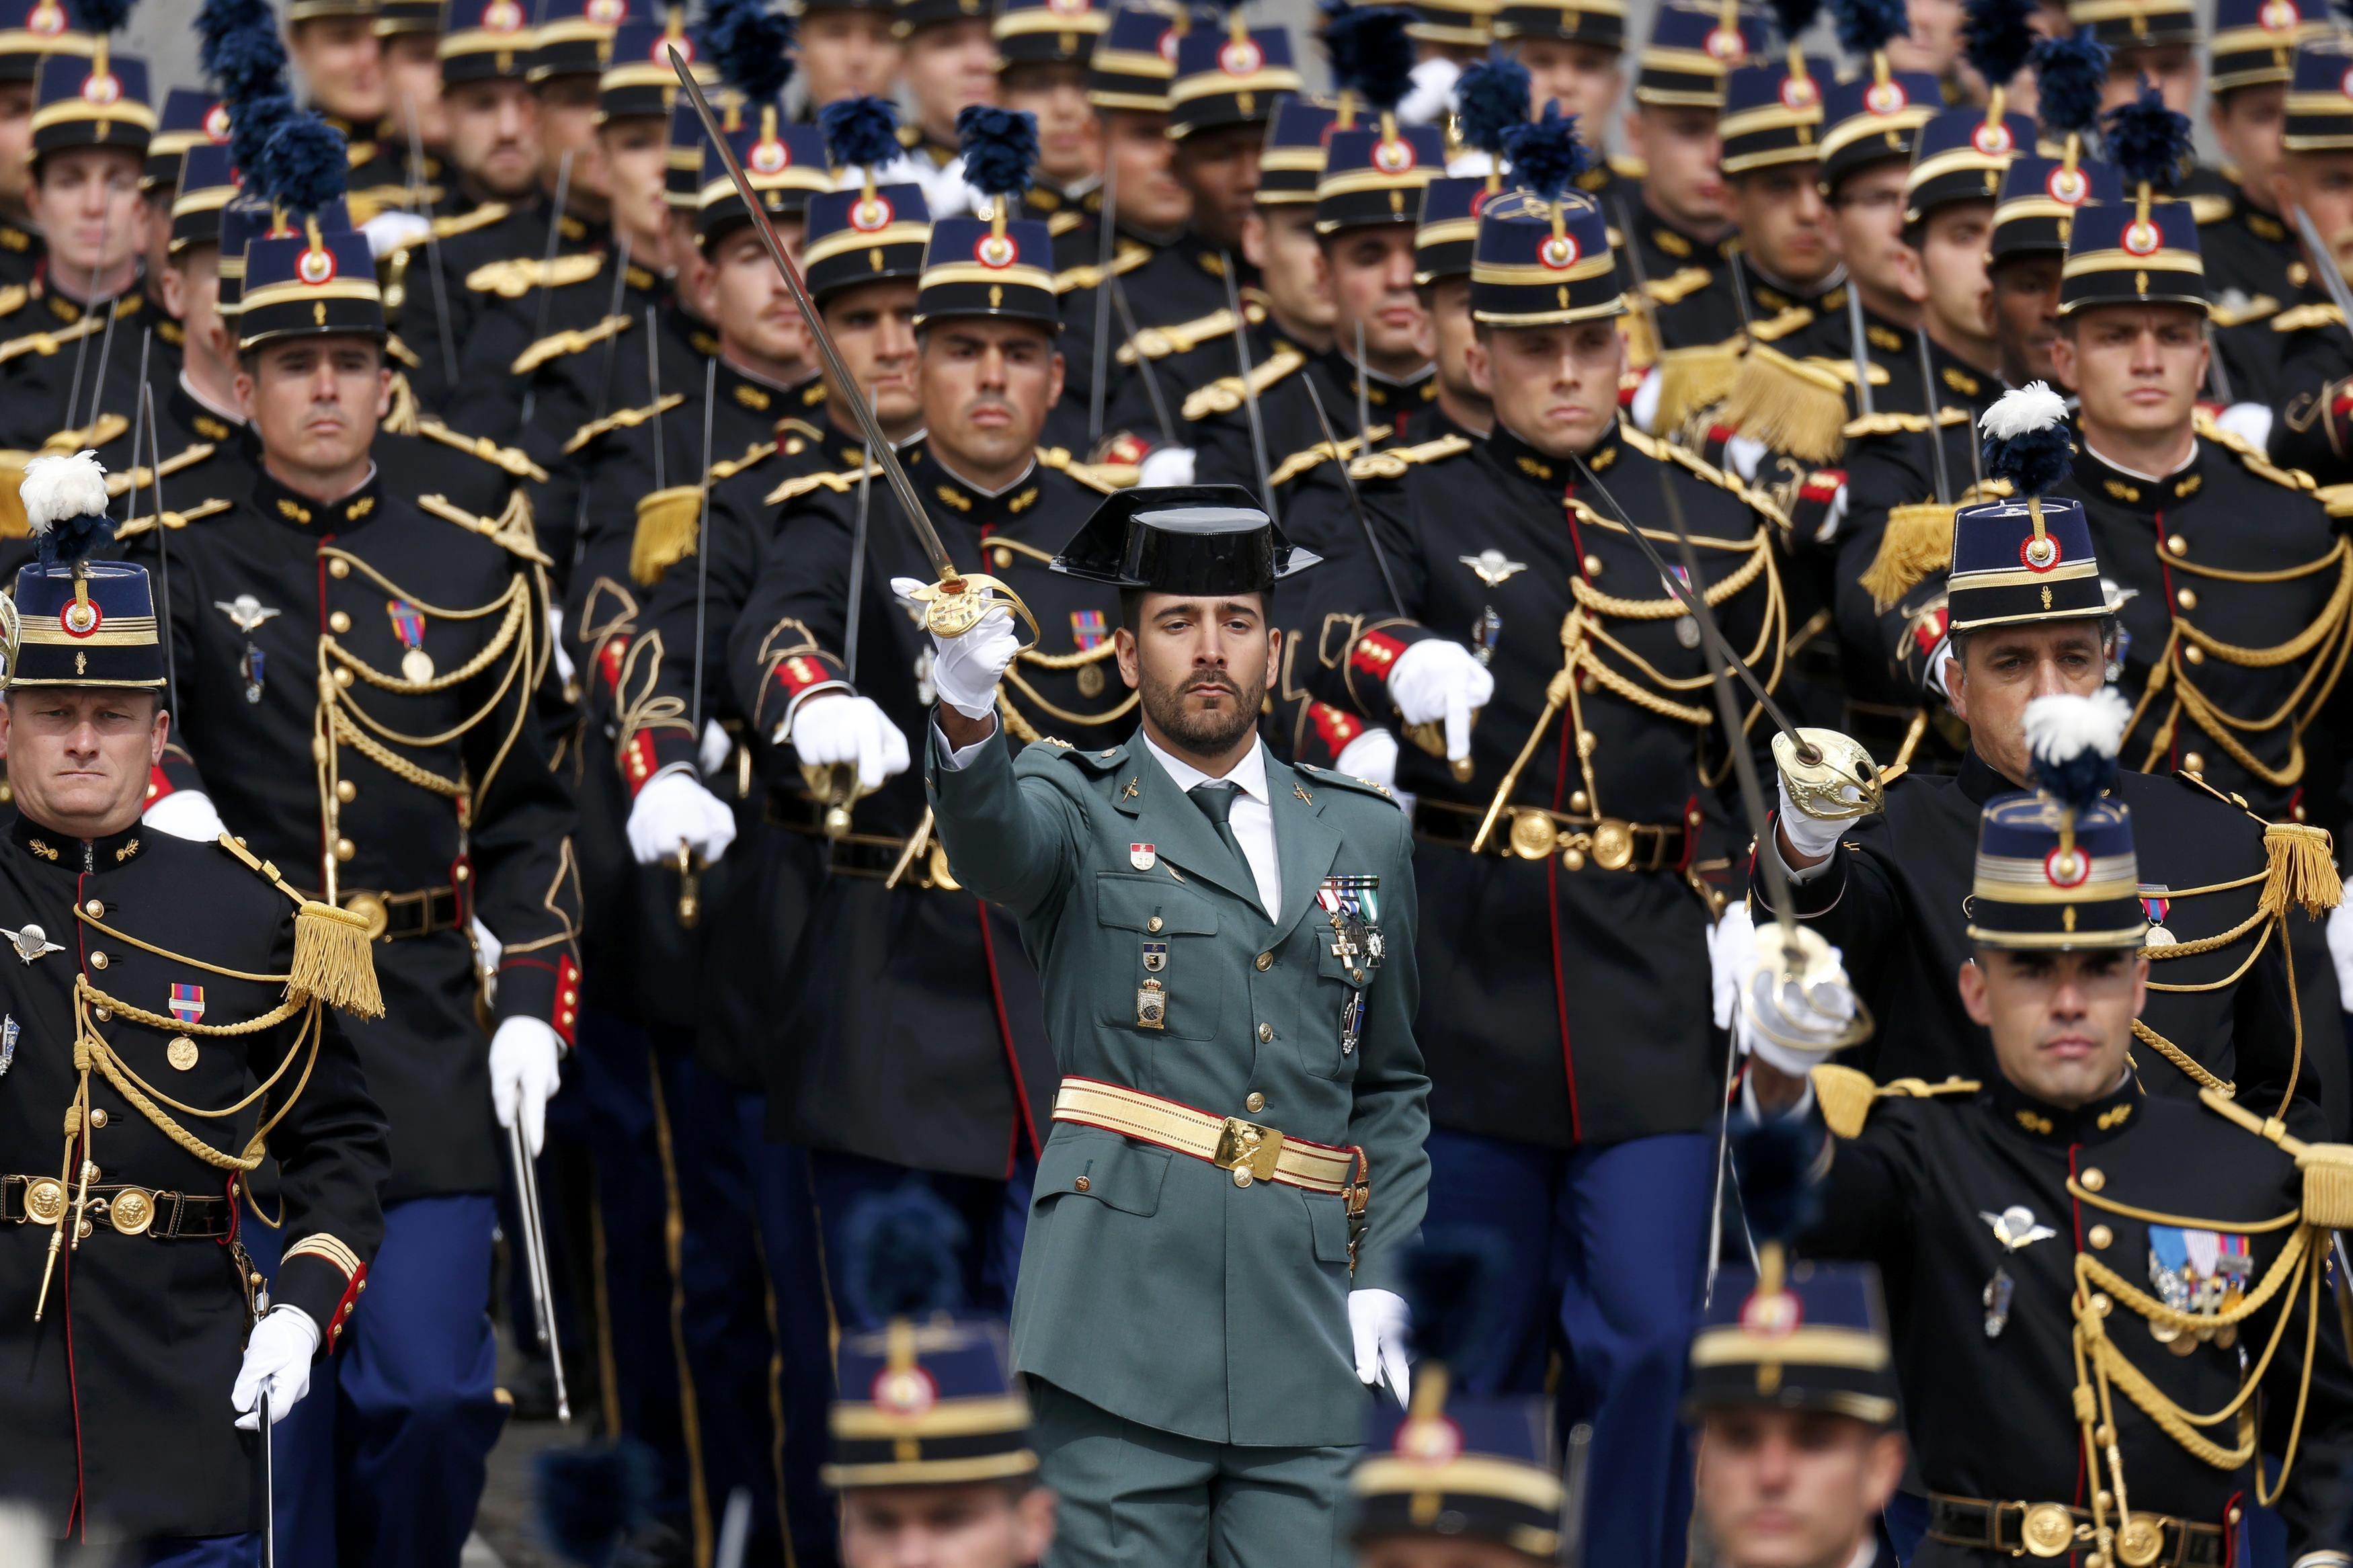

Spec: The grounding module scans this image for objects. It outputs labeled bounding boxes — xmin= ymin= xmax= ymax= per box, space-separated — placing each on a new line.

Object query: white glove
xmin=549 ymin=605 xmax=575 ymax=690
xmin=1138 ymin=446 xmax=1197 ymax=487
xmin=1708 ymin=900 xmax=1756 ymax=1033
xmin=1774 ymin=768 xmax=1846 ymax=864
xmin=791 ymin=694 xmax=912 ymax=790
xmin=144 ymin=788 xmax=227 ymax=843
xmin=1722 ymin=433 xmax=1767 ymax=482
xmin=489 ymin=1014 xmax=564 ymax=1157
xmin=231 ymin=1305 xmax=319 ymax=1429
xmin=1396 ymin=54 xmax=1460 ymax=126
xmin=2327 ymin=884 xmax=2353 ymax=1011
xmin=2214 ymin=401 xmax=2274 ymax=452
xmin=625 ymin=768 xmax=739 ymax=866
xmin=360 ymin=210 xmax=433 ymax=259
xmin=699 ymin=718 xmax=732 ymax=777
xmin=1351 ymin=1288 xmax=1412 ymax=1405
xmin=1728 ymin=921 xmax=1861 ymax=1075
xmin=470 ymin=916 xmax=503 ymax=998
xmin=1630 ymin=366 xmax=1664 ymax=433
xmin=1386 ymin=640 xmax=1493 ymax=762
xmin=893 ymin=578 xmax=1020 ymax=720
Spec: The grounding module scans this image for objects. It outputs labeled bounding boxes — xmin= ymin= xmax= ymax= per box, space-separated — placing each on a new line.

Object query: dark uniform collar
xmin=2070 ymin=427 xmax=2206 ymax=515
xmin=1316 ymin=347 xmax=1436 ymax=417
xmin=1485 ymin=419 xmax=1626 ymax=493
xmin=171 ymin=376 xmax=243 ymax=444
xmin=253 ymin=462 xmax=385 ymax=532
xmin=1185 ymin=240 xmax=1252 ymax=288
xmin=1638 ymin=206 xmax=1734 ymax=267
xmin=904 ymin=440 xmax=1045 ymax=530
xmin=711 ymin=354 xmax=824 ymax=420
xmin=1989 ymin=1069 xmax=2141 ymax=1146
xmin=7 ymin=810 xmax=147 ymax=870
xmin=1958 ymin=745 xmax=2018 ymax=806
xmin=1735 ymin=255 xmax=1847 ymax=319
xmin=31 ymin=269 xmax=146 ymax=325
xmin=0 ymin=210 xmax=40 ymax=259
xmin=311 ymin=110 xmax=383 ymax=161
xmin=608 ymin=244 xmax=662 ymax=302
xmin=668 ymin=299 xmax=721 ymax=360
xmin=1916 ymin=330 xmax=2001 ymax=407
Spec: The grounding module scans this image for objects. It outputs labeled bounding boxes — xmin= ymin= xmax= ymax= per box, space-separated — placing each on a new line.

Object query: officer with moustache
xmin=1300 ymin=120 xmax=1793 ymax=1568
xmin=120 ymin=122 xmax=580 ymax=1567
xmin=725 ymin=111 xmax=1135 ymax=1325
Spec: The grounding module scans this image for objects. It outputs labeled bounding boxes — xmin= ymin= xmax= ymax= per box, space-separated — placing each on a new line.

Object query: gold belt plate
xmin=2020 ymin=1503 xmax=2078 ymax=1559
xmin=108 ymin=1186 xmax=154 ymax=1237
xmin=2116 ymin=1517 xmax=2166 ymax=1568
xmin=1213 ymin=1116 xmax=1286 ymax=1187
xmin=22 ymin=1176 xmax=64 ymax=1226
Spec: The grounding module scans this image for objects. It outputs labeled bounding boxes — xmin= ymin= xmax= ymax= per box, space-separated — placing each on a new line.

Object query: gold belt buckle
xmin=2116 ymin=1517 xmax=2165 ymax=1568
xmin=22 ymin=1176 xmax=65 ymax=1226
xmin=1213 ymin=1116 xmax=1285 ymax=1187
xmin=1590 ymin=818 xmax=1636 ymax=871
xmin=1507 ymin=810 xmax=1557 ymax=860
xmin=108 ymin=1186 xmax=154 ymax=1237
xmin=2019 ymin=1502 xmax=2078 ymax=1559
xmin=342 ymin=891 xmax=391 ymax=941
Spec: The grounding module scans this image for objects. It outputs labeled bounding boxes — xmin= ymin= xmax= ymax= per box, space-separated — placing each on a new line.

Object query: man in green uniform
xmin=920 ymin=489 xmax=1431 ymax=1565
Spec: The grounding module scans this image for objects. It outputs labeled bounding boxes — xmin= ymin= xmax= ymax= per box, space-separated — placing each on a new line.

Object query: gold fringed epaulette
xmin=2194 ymin=407 xmax=2317 ymax=492
xmin=212 ymin=833 xmax=385 ymax=1020
xmin=1812 ymin=1063 xmax=1981 ymax=1139
xmin=417 ymin=417 xmax=549 ymax=481
xmin=417 ymin=491 xmax=554 ymax=566
xmin=465 ymin=252 xmax=606 ymax=298
xmin=1349 ymin=433 xmax=1472 ymax=482
xmin=1267 ymin=426 xmax=1392 ymax=488
xmin=384 ymin=371 xmax=420 ymax=436
xmin=1842 ymin=407 xmax=1970 ymax=440
xmin=631 ymin=485 xmax=704 ymax=585
xmin=1053 ymin=240 xmax=1152 ymax=294
xmin=433 ymin=202 xmax=511 ymax=241
xmin=1037 ymin=446 xmax=1138 ymax=494
xmin=563 ymin=392 xmax=685 ymax=455
xmin=765 ymin=461 xmax=879 ymax=505
xmin=1622 ymin=424 xmax=1792 ymax=528
xmin=2198 ymin=1086 xmax=2353 ymax=1226
xmin=1640 ymin=265 xmax=1714 ymax=306
xmin=1181 ymin=349 xmax=1306 ymax=420
xmin=1652 ymin=341 xmax=1742 ymax=431
xmin=2262 ymin=821 xmax=2340 ymax=919
xmin=512 ymin=313 xmax=630 ymax=376
xmin=1860 ymin=501 xmax=1956 ymax=610
xmin=2274 ymin=302 xmax=2344 ymax=334
xmin=1719 ymin=345 xmax=1876 ymax=464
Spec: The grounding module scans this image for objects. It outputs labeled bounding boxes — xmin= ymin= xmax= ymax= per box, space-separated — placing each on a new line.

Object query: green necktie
xmin=1187 ymin=782 xmax=1254 ymax=890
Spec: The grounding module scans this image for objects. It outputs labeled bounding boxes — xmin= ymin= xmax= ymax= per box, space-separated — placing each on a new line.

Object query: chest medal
xmin=388 ymin=600 xmax=434 ymax=684
xmin=1979 ymin=1204 xmax=2057 ymax=1338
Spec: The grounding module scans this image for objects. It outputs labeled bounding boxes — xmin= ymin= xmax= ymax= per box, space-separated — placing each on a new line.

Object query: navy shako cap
xmin=914 ymin=209 xmax=1060 ymax=327
xmin=1086 ymin=4 xmax=1176 ymax=112
xmin=1414 ymin=173 xmax=1482 ymax=284
xmin=1052 ymin=485 xmax=1320 ymax=592
xmin=1316 ymin=120 xmax=1443 ymax=233
xmin=2213 ymin=0 xmax=2326 ymax=95
xmin=239 ymin=216 xmax=384 ymax=348
xmin=376 ymin=0 xmax=443 ymax=35
xmin=2059 ymin=194 xmax=2204 ymax=314
xmin=696 ymin=115 xmax=832 ymax=237
xmin=804 ymin=181 xmax=932 ymax=300
xmin=1903 ymin=105 xmax=2036 ymax=225
xmin=9 ymin=560 xmax=167 ymax=691
xmin=1168 ymin=19 xmax=1301 ymax=138
xmin=438 ymin=0 xmax=535 ymax=83
xmin=1470 ymin=185 xmax=1623 ymax=325
xmin=1968 ymin=790 xmax=2147 ymax=949
xmin=1817 ymin=67 xmax=1941 ymax=192
xmin=31 ymin=44 xmax=152 ymax=163
xmin=1685 ymin=1260 xmax=1900 ymax=1426
xmin=599 ymin=11 xmax=711 ymax=120
xmin=288 ymin=0 xmax=377 ymax=23
xmin=1717 ymin=51 xmax=1829 ymax=175
xmin=1634 ymin=1 xmax=1763 ymax=108
xmin=219 ymin=192 xmax=358 ymax=311
xmin=666 ymin=97 xmax=725 ymax=207
xmin=1404 ymin=0 xmax=1488 ymax=48
xmin=1351 ymin=1395 xmax=1563 ymax=1560
xmin=1257 ymin=93 xmax=1337 ymax=205
xmin=994 ymin=0 xmax=1109 ymax=68
xmin=147 ymin=87 xmax=227 ymax=193
xmin=529 ymin=0 xmax=642 ymax=84
xmin=0 ymin=0 xmax=89 ymax=83
xmin=1990 ymin=149 xmax=2119 ymax=264
xmin=1944 ymin=491 xmax=2115 ymax=633
xmin=825 ymin=1317 xmax=1035 ymax=1489
xmin=895 ymin=0 xmax=991 ymax=39
xmin=1492 ymin=0 xmax=1624 ymax=51
xmin=2066 ymin=0 xmax=2195 ymax=53
xmin=2282 ymin=33 xmax=2353 ymax=152
xmin=171 ymin=141 xmax=239 ymax=255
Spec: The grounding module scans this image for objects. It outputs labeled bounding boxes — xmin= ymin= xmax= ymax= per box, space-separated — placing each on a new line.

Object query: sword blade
xmin=669 ymin=48 xmax=961 ymax=586
xmin=260 ymin=1385 xmax=274 ymax=1568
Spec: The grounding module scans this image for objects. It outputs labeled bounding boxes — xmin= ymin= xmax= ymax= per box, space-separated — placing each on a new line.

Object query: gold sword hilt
xmin=800 ymin=761 xmax=864 ymax=839
xmin=902 ymin=574 xmax=1043 ymax=645
xmin=1402 ymin=720 xmax=1477 ymax=782
xmin=674 ymin=841 xmax=703 ymax=930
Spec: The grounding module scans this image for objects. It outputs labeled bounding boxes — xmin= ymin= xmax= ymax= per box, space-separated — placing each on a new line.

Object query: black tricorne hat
xmin=1051 ymin=484 xmax=1320 ymax=593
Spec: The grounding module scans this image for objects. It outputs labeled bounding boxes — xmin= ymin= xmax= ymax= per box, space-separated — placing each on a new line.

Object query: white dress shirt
xmin=1138 ymin=731 xmax=1281 ymax=917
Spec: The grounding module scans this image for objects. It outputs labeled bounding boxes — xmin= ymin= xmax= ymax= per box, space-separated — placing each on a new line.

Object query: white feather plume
xmin=2022 ymin=688 xmax=2131 ymax=764
xmin=1977 ymin=380 xmax=2070 ymax=442
xmin=19 ymin=450 xmax=108 ymax=536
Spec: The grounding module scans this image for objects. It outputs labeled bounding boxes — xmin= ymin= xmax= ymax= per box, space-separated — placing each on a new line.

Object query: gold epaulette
xmin=1267 ymin=426 xmax=1393 ymax=489
xmin=1117 ymin=302 xmax=1267 ymax=364
xmin=563 ymin=391 xmax=685 ymax=455
xmin=2210 ymin=294 xmax=2281 ymax=329
xmin=2194 ymin=407 xmax=2317 ymax=492
xmin=212 ymin=833 xmax=384 ymax=1019
xmin=432 ymin=202 xmax=511 ymax=241
xmin=37 ymin=412 xmax=128 ymax=452
xmin=0 ymin=283 xmax=28 ymax=318
xmin=1349 ymin=433 xmax=1472 ymax=481
xmin=417 ymin=490 xmax=553 ymax=566
xmin=631 ymin=485 xmax=703 ymax=585
xmin=1812 ymin=1063 xmax=1981 ymax=1139
xmin=417 ymin=417 xmax=549 ymax=481
xmin=104 ymin=442 xmax=218 ymax=499
xmin=1181 ymin=349 xmax=1306 ymax=420
xmin=0 ymin=307 xmax=102 ymax=364
xmin=1745 ymin=304 xmax=1815 ymax=343
xmin=465 ymin=252 xmax=605 ymax=298
xmin=2165 ymin=768 xmax=2342 ymax=918
xmin=1622 ymin=423 xmax=1792 ymax=528
xmin=2315 ymin=483 xmax=2353 ymax=518
xmin=1654 ymin=340 xmax=1742 ymax=430
xmin=1640 ymin=266 xmax=1714 ymax=306
xmin=1842 ymin=407 xmax=1970 ymax=439
xmin=1720 ymin=344 xmax=1885 ymax=464
xmin=2274 ymin=302 xmax=2343 ymax=334
xmin=1037 ymin=445 xmax=1137 ymax=495
xmin=766 ymin=462 xmax=879 ymax=506
xmin=112 ymin=499 xmax=231 ymax=540
xmin=2198 ymin=1086 xmax=2353 ymax=1227
xmin=2187 ymin=192 xmax=2233 ymax=226
xmin=1047 ymin=210 xmax=1083 ymax=237
xmin=1607 ymin=152 xmax=1648 ymax=181
xmin=385 ymin=333 xmax=422 ymax=369
xmin=1053 ymin=240 xmax=1152 ymax=294
xmin=1860 ymin=501 xmax=1956 ymax=609
xmin=709 ymin=438 xmax=782 ymax=482
xmin=513 ymin=313 xmax=630 ymax=375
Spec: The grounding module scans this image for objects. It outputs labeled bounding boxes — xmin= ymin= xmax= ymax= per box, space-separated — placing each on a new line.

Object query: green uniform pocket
xmin=1035 ymin=1127 xmax=1172 ymax=1218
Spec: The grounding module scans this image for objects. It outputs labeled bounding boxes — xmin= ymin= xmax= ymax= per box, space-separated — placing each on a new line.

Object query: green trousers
xmin=1031 ymin=1377 xmax=1357 ymax=1568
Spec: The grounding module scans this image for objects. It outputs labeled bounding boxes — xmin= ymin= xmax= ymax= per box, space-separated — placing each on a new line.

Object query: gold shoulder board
xmin=1347 ymin=433 xmax=1471 ymax=482
xmin=465 ymin=252 xmax=606 ymax=299
xmin=1117 ymin=306 xmax=1238 ymax=365
xmin=512 ymin=313 xmax=630 ymax=376
xmin=1053 ymin=240 xmax=1152 ymax=295
xmin=2194 ymin=407 xmax=2317 ymax=491
xmin=563 ymin=391 xmax=686 ymax=455
xmin=1181 ymin=349 xmax=1307 ymax=421
xmin=417 ymin=417 xmax=549 ymax=481
xmin=433 ymin=202 xmax=512 ymax=241
xmin=764 ymin=463 xmax=877 ymax=506
xmin=2274 ymin=302 xmax=2344 ymax=334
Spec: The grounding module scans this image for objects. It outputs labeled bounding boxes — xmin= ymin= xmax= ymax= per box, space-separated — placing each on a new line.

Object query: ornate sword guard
xmin=1771 ymin=727 xmax=1884 ymax=821
xmin=799 ymin=760 xmax=869 ymax=840
xmin=1745 ymin=921 xmax=1876 ymax=1056
xmin=904 ymin=574 xmax=1042 ymax=645
xmin=1402 ymin=718 xmax=1476 ymax=781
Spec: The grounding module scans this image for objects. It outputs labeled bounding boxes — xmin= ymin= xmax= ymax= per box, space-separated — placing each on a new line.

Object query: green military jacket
xmin=924 ymin=727 xmax=1431 ymax=1449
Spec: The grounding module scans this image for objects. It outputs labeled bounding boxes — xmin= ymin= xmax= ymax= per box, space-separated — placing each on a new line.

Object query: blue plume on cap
xmin=705 ymin=0 xmax=795 ymax=106
xmin=1731 ymin=1116 xmax=1823 ymax=1247
xmin=821 ymin=93 xmax=900 ymax=171
xmin=257 ymin=110 xmax=349 ymax=218
xmin=1501 ymin=101 xmax=1592 ymax=202
xmin=65 ymin=0 xmax=132 ymax=32
xmin=1829 ymin=0 xmax=1907 ymax=60
xmin=1323 ymin=1 xmax=1417 ymax=113
xmin=1978 ymin=382 xmax=2073 ymax=496
xmin=2031 ymin=33 xmax=2108 ymax=138
xmin=1454 ymin=54 xmax=1529 ymax=159
xmin=1401 ymin=1231 xmax=1507 ymax=1368
xmin=200 ymin=0 xmax=287 ymax=101
xmin=842 ymin=1186 xmax=967 ymax=1325
xmin=228 ymin=89 xmax=294 ymax=181
xmin=2024 ymin=690 xmax=2130 ymax=813
xmin=1767 ymin=0 xmax=1823 ymax=44
xmin=1962 ymin=0 xmax=2036 ymax=92
xmin=534 ymin=1440 xmax=657 ymax=1568
xmin=2100 ymin=82 xmax=2193 ymax=194
xmin=958 ymin=104 xmax=1038 ymax=200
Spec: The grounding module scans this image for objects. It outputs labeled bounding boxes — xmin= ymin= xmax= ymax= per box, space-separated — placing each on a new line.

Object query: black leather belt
xmin=5 ymin=1173 xmax=233 ymax=1239
xmin=1928 ymin=1493 xmax=2227 ymax=1567
xmin=335 ymin=885 xmax=461 ymax=941
xmin=1412 ymin=798 xmax=1689 ymax=872
xmin=764 ymin=798 xmax=960 ymax=889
